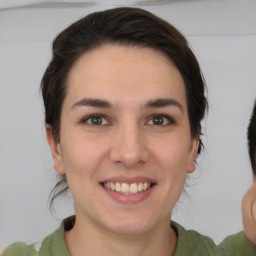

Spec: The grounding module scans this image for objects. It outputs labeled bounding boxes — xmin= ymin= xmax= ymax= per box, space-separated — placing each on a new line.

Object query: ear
xmin=187 ymin=133 xmax=200 ymax=174
xmin=46 ymin=125 xmax=65 ymax=174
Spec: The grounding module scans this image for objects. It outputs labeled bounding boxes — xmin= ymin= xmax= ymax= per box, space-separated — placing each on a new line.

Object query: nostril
xmin=108 ymin=130 xmax=150 ymax=167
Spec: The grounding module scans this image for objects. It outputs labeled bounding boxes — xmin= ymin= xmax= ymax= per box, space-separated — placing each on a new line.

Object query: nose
xmin=109 ymin=123 xmax=149 ymax=168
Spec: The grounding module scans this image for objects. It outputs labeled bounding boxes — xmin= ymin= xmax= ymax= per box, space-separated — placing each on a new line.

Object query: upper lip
xmin=100 ymin=176 xmax=157 ymax=184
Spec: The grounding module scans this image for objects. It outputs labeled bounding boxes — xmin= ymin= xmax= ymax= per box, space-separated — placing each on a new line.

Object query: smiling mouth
xmin=102 ymin=182 xmax=154 ymax=195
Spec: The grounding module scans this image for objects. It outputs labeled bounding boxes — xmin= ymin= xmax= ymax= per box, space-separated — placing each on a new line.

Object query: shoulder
xmin=2 ymin=217 xmax=71 ymax=256
xmin=1 ymin=242 xmax=38 ymax=256
xmin=172 ymin=221 xmax=218 ymax=256
xmin=173 ymin=222 xmax=256 ymax=256
xmin=218 ymin=231 xmax=256 ymax=256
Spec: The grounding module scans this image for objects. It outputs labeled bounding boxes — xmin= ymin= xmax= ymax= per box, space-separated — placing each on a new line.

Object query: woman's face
xmin=47 ymin=44 xmax=198 ymax=236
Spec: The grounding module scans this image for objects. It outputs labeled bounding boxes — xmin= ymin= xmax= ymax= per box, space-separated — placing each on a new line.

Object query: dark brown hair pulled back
xmin=41 ymin=7 xmax=208 ymax=207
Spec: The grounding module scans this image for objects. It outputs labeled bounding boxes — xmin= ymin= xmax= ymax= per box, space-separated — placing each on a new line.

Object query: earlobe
xmin=187 ymin=137 xmax=200 ymax=174
xmin=187 ymin=161 xmax=196 ymax=173
xmin=45 ymin=125 xmax=65 ymax=174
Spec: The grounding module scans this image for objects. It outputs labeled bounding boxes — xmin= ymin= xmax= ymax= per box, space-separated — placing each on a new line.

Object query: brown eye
xmin=147 ymin=115 xmax=174 ymax=126
xmin=90 ymin=117 xmax=103 ymax=125
xmin=152 ymin=116 xmax=164 ymax=125
xmin=83 ymin=115 xmax=109 ymax=125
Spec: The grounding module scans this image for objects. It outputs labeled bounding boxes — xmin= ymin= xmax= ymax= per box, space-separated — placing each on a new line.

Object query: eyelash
xmin=146 ymin=114 xmax=176 ymax=126
xmin=81 ymin=114 xmax=110 ymax=126
xmin=81 ymin=113 xmax=175 ymax=126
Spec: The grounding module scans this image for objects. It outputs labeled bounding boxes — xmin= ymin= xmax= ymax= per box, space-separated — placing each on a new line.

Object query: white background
xmin=0 ymin=0 xmax=256 ymax=249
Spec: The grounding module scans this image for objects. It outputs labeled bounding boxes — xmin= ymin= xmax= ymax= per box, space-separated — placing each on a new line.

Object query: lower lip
xmin=102 ymin=186 xmax=154 ymax=204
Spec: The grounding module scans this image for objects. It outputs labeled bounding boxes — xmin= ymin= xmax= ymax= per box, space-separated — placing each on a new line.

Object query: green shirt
xmin=2 ymin=216 xmax=256 ymax=256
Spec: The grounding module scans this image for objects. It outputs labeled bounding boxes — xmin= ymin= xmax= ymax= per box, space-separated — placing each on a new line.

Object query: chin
xmin=103 ymin=214 xmax=156 ymax=236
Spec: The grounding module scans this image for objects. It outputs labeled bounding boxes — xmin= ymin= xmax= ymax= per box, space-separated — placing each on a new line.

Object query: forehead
xmin=65 ymin=44 xmax=187 ymax=110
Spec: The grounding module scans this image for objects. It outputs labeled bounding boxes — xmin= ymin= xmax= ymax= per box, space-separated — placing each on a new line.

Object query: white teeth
xmin=103 ymin=182 xmax=152 ymax=194
xmin=115 ymin=182 xmax=121 ymax=192
xmin=130 ymin=183 xmax=138 ymax=194
xmin=138 ymin=182 xmax=143 ymax=192
xmin=121 ymin=183 xmax=130 ymax=194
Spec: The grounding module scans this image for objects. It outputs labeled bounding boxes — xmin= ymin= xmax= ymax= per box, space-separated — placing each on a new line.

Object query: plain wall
xmin=0 ymin=0 xmax=256 ymax=248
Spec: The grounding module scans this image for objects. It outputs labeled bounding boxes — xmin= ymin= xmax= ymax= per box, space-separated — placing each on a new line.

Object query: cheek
xmin=60 ymin=137 xmax=108 ymax=202
xmin=152 ymin=133 xmax=192 ymax=171
xmin=60 ymin=132 xmax=108 ymax=179
xmin=151 ymin=134 xmax=192 ymax=197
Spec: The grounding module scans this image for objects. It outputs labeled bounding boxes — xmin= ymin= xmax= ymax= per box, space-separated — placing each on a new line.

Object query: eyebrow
xmin=71 ymin=97 xmax=184 ymax=113
xmin=143 ymin=98 xmax=184 ymax=113
xmin=71 ymin=98 xmax=112 ymax=110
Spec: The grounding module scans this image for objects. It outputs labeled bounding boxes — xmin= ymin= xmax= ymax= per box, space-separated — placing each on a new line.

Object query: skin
xmin=46 ymin=44 xmax=200 ymax=256
xmin=243 ymin=177 xmax=256 ymax=245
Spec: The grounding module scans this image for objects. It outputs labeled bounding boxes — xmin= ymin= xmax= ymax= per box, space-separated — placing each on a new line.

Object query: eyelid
xmin=81 ymin=114 xmax=111 ymax=125
xmin=146 ymin=114 xmax=176 ymax=126
xmin=80 ymin=113 xmax=175 ymax=126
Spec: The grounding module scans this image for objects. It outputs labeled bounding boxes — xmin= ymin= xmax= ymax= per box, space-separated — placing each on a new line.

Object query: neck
xmin=65 ymin=215 xmax=177 ymax=256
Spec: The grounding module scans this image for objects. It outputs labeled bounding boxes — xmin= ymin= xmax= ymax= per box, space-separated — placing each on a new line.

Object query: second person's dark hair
xmin=248 ymin=100 xmax=256 ymax=175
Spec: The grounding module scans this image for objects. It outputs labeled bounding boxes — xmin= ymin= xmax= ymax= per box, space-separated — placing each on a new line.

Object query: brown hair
xmin=41 ymin=7 xmax=208 ymax=206
xmin=248 ymin=100 xmax=256 ymax=175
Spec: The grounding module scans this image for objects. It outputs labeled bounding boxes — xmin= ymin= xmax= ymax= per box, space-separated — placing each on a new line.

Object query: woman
xmin=2 ymin=7 xmax=256 ymax=256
